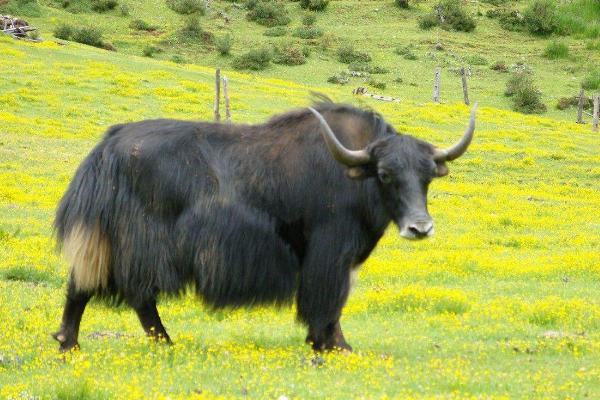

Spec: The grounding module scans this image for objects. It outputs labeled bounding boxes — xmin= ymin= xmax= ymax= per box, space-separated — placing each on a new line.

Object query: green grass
xmin=543 ymin=41 xmax=570 ymax=59
xmin=1 ymin=0 xmax=596 ymax=119
xmin=1 ymin=33 xmax=600 ymax=399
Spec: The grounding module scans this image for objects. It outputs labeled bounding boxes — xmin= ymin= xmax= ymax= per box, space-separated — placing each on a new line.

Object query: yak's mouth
xmin=398 ymin=220 xmax=434 ymax=240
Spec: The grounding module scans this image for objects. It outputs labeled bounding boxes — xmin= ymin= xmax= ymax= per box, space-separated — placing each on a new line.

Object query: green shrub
xmin=395 ymin=45 xmax=417 ymax=60
xmin=72 ymin=26 xmax=104 ymax=47
xmin=302 ymin=14 xmax=317 ymax=26
xmin=556 ymin=95 xmax=593 ymax=110
xmin=327 ymin=72 xmax=349 ymax=85
xmin=581 ymin=68 xmax=600 ymax=90
xmin=143 ymin=45 xmax=160 ymax=57
xmin=395 ymin=0 xmax=409 ymax=8
xmin=523 ymin=0 xmax=557 ymax=35
xmin=300 ymin=0 xmax=329 ymax=11
xmin=171 ymin=54 xmax=186 ymax=63
xmin=498 ymin=10 xmax=525 ymax=31
xmin=292 ymin=25 xmax=323 ymax=39
xmin=272 ymin=44 xmax=307 ymax=65
xmin=418 ymin=0 xmax=476 ymax=32
xmin=543 ymin=41 xmax=569 ymax=59
xmin=166 ymin=0 xmax=206 ymax=15
xmin=348 ymin=62 xmax=388 ymax=74
xmin=129 ymin=19 xmax=157 ymax=31
xmin=91 ymin=0 xmax=118 ymax=12
xmin=180 ymin=14 xmax=203 ymax=39
xmin=490 ymin=60 xmax=509 ymax=72
xmin=215 ymin=33 xmax=234 ymax=55
xmin=505 ymin=72 xmax=546 ymax=114
xmin=367 ymin=78 xmax=386 ymax=90
xmin=337 ymin=45 xmax=371 ymax=63
xmin=247 ymin=1 xmax=291 ymax=26
xmin=263 ymin=26 xmax=287 ymax=36
xmin=465 ymin=54 xmax=488 ymax=65
xmin=232 ymin=48 xmax=272 ymax=70
xmin=54 ymin=23 xmax=74 ymax=40
xmin=119 ymin=3 xmax=129 ymax=15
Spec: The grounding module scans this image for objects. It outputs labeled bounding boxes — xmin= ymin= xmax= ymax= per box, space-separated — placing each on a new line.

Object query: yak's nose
xmin=408 ymin=220 xmax=433 ymax=238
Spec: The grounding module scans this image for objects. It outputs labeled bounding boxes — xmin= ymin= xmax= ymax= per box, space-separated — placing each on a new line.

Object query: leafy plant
xmin=337 ymin=45 xmax=371 ymax=63
xmin=247 ymin=1 xmax=291 ymax=27
xmin=292 ymin=25 xmax=323 ymax=39
xmin=215 ymin=33 xmax=234 ymax=55
xmin=232 ymin=48 xmax=272 ymax=70
xmin=272 ymin=43 xmax=306 ymax=65
xmin=505 ymin=72 xmax=546 ymax=114
xmin=418 ymin=0 xmax=476 ymax=32
xmin=523 ymin=0 xmax=557 ymax=35
xmin=543 ymin=41 xmax=569 ymax=59
xmin=299 ymin=0 xmax=329 ymax=11
xmin=264 ymin=26 xmax=287 ymax=36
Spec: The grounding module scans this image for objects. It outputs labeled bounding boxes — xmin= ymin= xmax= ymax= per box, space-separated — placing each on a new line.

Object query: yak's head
xmin=308 ymin=105 xmax=476 ymax=240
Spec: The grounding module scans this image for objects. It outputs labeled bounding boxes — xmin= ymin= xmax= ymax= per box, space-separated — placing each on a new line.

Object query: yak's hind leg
xmin=132 ymin=299 xmax=172 ymax=344
xmin=53 ymin=278 xmax=91 ymax=352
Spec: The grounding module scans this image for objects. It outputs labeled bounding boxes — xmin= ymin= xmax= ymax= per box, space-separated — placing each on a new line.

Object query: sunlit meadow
xmin=0 ymin=35 xmax=599 ymax=399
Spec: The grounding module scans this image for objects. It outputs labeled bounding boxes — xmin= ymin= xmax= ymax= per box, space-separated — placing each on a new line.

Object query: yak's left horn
xmin=308 ymin=107 xmax=371 ymax=167
xmin=434 ymin=103 xmax=477 ymax=162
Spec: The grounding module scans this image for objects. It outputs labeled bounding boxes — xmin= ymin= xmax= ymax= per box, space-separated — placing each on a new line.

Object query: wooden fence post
xmin=461 ymin=67 xmax=469 ymax=106
xmin=593 ymin=94 xmax=599 ymax=133
xmin=433 ymin=68 xmax=441 ymax=103
xmin=577 ymin=88 xmax=585 ymax=124
xmin=214 ymin=68 xmax=221 ymax=122
xmin=222 ymin=76 xmax=231 ymax=122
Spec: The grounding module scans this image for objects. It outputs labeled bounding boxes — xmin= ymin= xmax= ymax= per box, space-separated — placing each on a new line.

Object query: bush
xmin=293 ymin=25 xmax=323 ymax=39
xmin=490 ymin=60 xmax=509 ymax=72
xmin=215 ymin=33 xmax=234 ymax=55
xmin=498 ymin=10 xmax=525 ymax=31
xmin=348 ymin=62 xmax=388 ymax=74
xmin=129 ymin=19 xmax=157 ymax=31
xmin=556 ymin=95 xmax=593 ymax=110
xmin=54 ymin=23 xmax=74 ymax=40
xmin=72 ymin=26 xmax=104 ymax=47
xmin=91 ymin=0 xmax=118 ymax=12
xmin=300 ymin=0 xmax=329 ymax=11
xmin=180 ymin=14 xmax=203 ymax=39
xmin=337 ymin=45 xmax=371 ymax=63
xmin=395 ymin=45 xmax=417 ymax=60
xmin=143 ymin=45 xmax=160 ymax=57
xmin=247 ymin=1 xmax=290 ymax=26
xmin=419 ymin=0 xmax=476 ymax=32
xmin=171 ymin=54 xmax=186 ymax=63
xmin=327 ymin=72 xmax=349 ymax=85
xmin=523 ymin=0 xmax=557 ymax=35
xmin=581 ymin=68 xmax=600 ymax=90
xmin=119 ymin=3 xmax=129 ymax=15
xmin=272 ymin=44 xmax=307 ymax=65
xmin=543 ymin=41 xmax=569 ymax=59
xmin=232 ymin=48 xmax=272 ymax=70
xmin=302 ymin=14 xmax=317 ymax=26
xmin=465 ymin=54 xmax=488 ymax=65
xmin=166 ymin=0 xmax=205 ymax=15
xmin=367 ymin=78 xmax=386 ymax=90
xmin=505 ymin=72 xmax=546 ymax=114
xmin=263 ymin=26 xmax=286 ymax=36
xmin=396 ymin=0 xmax=409 ymax=8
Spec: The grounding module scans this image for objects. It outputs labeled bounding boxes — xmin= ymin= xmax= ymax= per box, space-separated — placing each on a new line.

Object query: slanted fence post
xmin=461 ymin=67 xmax=469 ymax=106
xmin=577 ymin=88 xmax=585 ymax=124
xmin=222 ymin=76 xmax=231 ymax=122
xmin=214 ymin=68 xmax=221 ymax=122
xmin=593 ymin=94 xmax=599 ymax=133
xmin=433 ymin=68 xmax=441 ymax=103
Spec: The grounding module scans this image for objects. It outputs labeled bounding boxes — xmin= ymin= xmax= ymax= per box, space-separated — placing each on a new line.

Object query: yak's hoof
xmin=52 ymin=331 xmax=79 ymax=352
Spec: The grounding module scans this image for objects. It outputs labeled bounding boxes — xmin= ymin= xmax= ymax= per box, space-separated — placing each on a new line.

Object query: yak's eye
xmin=378 ymin=169 xmax=392 ymax=184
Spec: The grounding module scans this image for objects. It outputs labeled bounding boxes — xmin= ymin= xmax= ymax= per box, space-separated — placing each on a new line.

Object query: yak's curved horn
xmin=308 ymin=107 xmax=371 ymax=167
xmin=434 ymin=103 xmax=477 ymax=162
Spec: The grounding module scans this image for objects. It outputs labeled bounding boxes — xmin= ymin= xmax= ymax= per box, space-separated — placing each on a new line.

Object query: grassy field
xmin=1 ymin=14 xmax=600 ymax=400
xmin=4 ymin=0 xmax=600 ymax=120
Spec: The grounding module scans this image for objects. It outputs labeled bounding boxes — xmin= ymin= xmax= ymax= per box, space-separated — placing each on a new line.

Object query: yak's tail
xmin=55 ymin=126 xmax=122 ymax=292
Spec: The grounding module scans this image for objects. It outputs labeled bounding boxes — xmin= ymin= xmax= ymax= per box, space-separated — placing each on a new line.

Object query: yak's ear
xmin=346 ymin=166 xmax=374 ymax=180
xmin=435 ymin=161 xmax=449 ymax=177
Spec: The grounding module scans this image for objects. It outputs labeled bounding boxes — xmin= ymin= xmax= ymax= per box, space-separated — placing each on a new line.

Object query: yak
xmin=53 ymin=99 xmax=476 ymax=352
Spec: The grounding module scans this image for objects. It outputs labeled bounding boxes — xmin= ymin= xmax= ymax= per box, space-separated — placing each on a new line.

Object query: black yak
xmin=53 ymin=99 xmax=476 ymax=352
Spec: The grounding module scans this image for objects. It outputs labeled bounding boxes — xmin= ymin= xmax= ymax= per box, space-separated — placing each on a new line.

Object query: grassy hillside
xmin=3 ymin=0 xmax=600 ymax=121
xmin=1 ymin=31 xmax=600 ymax=398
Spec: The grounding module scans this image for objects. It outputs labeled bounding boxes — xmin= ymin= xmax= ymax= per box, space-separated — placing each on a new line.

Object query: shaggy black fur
xmin=54 ymin=100 xmax=446 ymax=351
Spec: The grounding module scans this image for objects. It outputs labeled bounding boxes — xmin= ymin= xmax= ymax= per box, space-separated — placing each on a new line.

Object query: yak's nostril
xmin=408 ymin=221 xmax=433 ymax=237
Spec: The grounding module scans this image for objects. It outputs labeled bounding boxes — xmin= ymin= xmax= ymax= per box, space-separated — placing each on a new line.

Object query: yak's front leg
xmin=131 ymin=298 xmax=172 ymax=344
xmin=297 ymin=224 xmax=356 ymax=352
